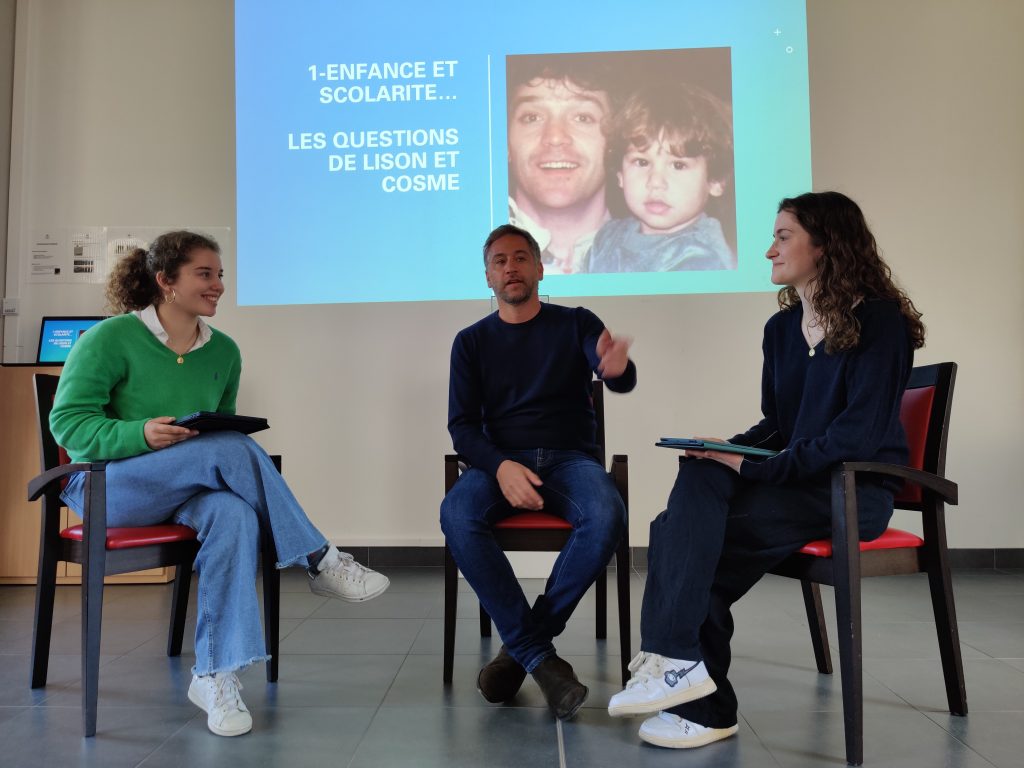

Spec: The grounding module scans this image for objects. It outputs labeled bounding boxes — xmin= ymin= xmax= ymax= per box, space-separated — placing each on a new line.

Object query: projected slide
xmin=236 ymin=0 xmax=811 ymax=305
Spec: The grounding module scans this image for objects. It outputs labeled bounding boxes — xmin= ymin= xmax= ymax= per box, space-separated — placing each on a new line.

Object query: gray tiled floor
xmin=1 ymin=567 xmax=1022 ymax=767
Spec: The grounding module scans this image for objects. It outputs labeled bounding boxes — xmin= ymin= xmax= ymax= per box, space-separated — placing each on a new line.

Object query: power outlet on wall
xmin=2 ymin=297 xmax=19 ymax=316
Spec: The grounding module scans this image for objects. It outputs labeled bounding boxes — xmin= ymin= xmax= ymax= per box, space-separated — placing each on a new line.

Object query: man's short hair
xmin=482 ymin=224 xmax=542 ymax=265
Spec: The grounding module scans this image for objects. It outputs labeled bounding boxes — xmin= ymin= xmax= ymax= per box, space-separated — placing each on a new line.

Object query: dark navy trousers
xmin=641 ymin=459 xmax=892 ymax=728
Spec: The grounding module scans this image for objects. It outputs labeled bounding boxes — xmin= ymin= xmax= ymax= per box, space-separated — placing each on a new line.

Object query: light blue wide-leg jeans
xmin=61 ymin=432 xmax=328 ymax=674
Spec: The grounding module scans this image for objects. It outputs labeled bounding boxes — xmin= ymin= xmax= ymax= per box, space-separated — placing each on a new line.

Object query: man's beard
xmin=498 ymin=283 xmax=534 ymax=305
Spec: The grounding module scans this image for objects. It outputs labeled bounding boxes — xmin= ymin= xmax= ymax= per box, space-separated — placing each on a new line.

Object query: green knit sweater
xmin=50 ymin=313 xmax=242 ymax=462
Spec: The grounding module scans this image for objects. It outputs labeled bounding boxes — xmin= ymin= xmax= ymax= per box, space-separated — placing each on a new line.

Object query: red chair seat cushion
xmin=494 ymin=512 xmax=572 ymax=530
xmin=60 ymin=524 xmax=198 ymax=550
xmin=798 ymin=527 xmax=924 ymax=558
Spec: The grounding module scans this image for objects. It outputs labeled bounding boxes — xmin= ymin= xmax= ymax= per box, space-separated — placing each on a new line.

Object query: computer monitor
xmin=36 ymin=316 xmax=105 ymax=364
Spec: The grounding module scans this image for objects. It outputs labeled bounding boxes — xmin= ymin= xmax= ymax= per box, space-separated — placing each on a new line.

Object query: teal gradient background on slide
xmin=37 ymin=318 xmax=104 ymax=363
xmin=235 ymin=0 xmax=810 ymax=305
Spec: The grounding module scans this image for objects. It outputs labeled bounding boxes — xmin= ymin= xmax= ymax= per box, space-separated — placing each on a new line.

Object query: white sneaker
xmin=607 ymin=652 xmax=716 ymax=716
xmin=188 ymin=672 xmax=253 ymax=737
xmin=308 ymin=548 xmax=390 ymax=602
xmin=639 ymin=711 xmax=738 ymax=749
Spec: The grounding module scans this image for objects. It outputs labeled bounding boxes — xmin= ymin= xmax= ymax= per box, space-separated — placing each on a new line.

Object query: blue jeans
xmin=61 ymin=432 xmax=328 ymax=675
xmin=439 ymin=449 xmax=625 ymax=672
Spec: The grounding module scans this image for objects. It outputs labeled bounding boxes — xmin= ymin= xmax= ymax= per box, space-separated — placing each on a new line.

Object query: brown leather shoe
xmin=531 ymin=653 xmax=589 ymax=720
xmin=477 ymin=646 xmax=527 ymax=703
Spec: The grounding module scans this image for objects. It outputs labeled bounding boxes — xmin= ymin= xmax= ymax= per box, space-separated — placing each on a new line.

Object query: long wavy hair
xmin=778 ymin=191 xmax=925 ymax=353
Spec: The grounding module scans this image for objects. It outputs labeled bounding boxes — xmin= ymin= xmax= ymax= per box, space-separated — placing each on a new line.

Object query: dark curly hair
xmin=506 ymin=52 xmax=615 ymax=104
xmin=106 ymin=230 xmax=220 ymax=314
xmin=777 ymin=192 xmax=925 ymax=353
xmin=612 ymin=82 xmax=733 ymax=184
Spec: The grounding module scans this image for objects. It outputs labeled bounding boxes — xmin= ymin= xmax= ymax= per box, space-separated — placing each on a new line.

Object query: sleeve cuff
xmin=603 ymin=359 xmax=637 ymax=392
xmin=739 ymin=457 xmax=767 ymax=481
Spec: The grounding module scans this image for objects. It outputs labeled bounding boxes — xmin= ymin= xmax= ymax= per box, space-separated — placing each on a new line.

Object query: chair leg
xmin=801 ymin=580 xmax=833 ymax=675
xmin=595 ymin=561 xmax=608 ymax=640
xmin=615 ymin=536 xmax=631 ymax=686
xmin=609 ymin=456 xmax=631 ymax=685
xmin=833 ymin=578 xmax=863 ymax=765
xmin=926 ymin=551 xmax=967 ymax=715
xmin=167 ymin=562 xmax=193 ymax=657
xmin=265 ymin=458 xmax=284 ymax=683
xmin=443 ymin=544 xmax=458 ymax=684
xmin=81 ymin=548 xmax=106 ymax=738
xmin=479 ymin=604 xmax=492 ymax=637
xmin=832 ymin=471 xmax=863 ymax=766
xmin=30 ymin=544 xmax=60 ymax=688
xmin=262 ymin=545 xmax=281 ymax=684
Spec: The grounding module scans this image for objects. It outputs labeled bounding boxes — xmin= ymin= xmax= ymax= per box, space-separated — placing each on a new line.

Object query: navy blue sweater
xmin=732 ymin=299 xmax=914 ymax=486
xmin=448 ymin=303 xmax=637 ymax=476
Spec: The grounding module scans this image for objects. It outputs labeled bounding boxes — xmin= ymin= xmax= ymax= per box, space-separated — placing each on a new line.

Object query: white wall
xmin=5 ymin=0 xmax=1023 ymax=548
xmin=0 ymin=0 xmax=16 ymax=322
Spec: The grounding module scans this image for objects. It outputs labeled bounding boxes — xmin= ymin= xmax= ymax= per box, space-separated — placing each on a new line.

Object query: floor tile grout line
xmin=852 ymin=666 xmax=1002 ymax=768
xmin=913 ymin=708 xmax=1001 ymax=768
xmin=555 ymin=718 xmax=567 ymax=768
xmin=344 ymin=616 xmax=429 ymax=768
xmin=736 ymin=711 xmax=786 ymax=768
xmin=132 ymin=708 xmax=205 ymax=768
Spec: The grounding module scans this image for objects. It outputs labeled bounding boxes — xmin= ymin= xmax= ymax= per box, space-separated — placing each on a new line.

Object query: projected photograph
xmin=235 ymin=0 xmax=811 ymax=305
xmin=506 ymin=49 xmax=736 ymax=276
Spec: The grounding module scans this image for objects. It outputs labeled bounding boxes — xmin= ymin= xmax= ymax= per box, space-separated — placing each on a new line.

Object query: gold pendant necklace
xmin=802 ymin=316 xmax=821 ymax=358
xmin=175 ymin=325 xmax=200 ymax=364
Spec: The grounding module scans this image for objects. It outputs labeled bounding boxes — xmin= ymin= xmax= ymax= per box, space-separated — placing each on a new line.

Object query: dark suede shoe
xmin=477 ymin=646 xmax=527 ymax=703
xmin=531 ymin=654 xmax=589 ymax=720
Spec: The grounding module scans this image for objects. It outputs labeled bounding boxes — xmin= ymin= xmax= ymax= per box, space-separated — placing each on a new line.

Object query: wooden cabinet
xmin=0 ymin=366 xmax=172 ymax=584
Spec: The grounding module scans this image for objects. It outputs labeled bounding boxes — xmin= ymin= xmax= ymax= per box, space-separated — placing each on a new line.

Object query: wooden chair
xmin=27 ymin=373 xmax=281 ymax=737
xmin=442 ymin=380 xmax=632 ymax=686
xmin=770 ymin=362 xmax=964 ymax=765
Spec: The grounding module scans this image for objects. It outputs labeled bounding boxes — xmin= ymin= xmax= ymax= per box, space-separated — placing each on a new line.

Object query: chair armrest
xmin=444 ymin=455 xmax=468 ymax=471
xmin=27 ymin=462 xmax=107 ymax=502
xmin=610 ymin=454 xmax=629 ymax=517
xmin=839 ymin=461 xmax=958 ymax=505
xmin=444 ymin=454 xmax=464 ymax=494
xmin=611 ymin=454 xmax=628 ymax=478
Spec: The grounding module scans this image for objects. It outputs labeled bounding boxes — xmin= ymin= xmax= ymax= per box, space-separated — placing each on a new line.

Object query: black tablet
xmin=174 ymin=412 xmax=269 ymax=435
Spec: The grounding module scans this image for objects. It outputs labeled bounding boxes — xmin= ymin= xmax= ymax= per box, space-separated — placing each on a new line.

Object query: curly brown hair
xmin=106 ymin=230 xmax=220 ymax=314
xmin=612 ymin=82 xmax=733 ymax=184
xmin=777 ymin=192 xmax=925 ymax=353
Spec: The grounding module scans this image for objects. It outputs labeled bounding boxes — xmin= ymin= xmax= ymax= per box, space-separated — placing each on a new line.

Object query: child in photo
xmin=588 ymin=82 xmax=735 ymax=273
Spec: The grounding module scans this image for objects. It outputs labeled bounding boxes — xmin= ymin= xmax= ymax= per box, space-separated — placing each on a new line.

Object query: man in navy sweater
xmin=441 ymin=223 xmax=637 ymax=720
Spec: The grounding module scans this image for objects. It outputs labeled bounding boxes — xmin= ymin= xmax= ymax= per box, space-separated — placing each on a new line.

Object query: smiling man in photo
xmin=506 ymin=54 xmax=614 ymax=274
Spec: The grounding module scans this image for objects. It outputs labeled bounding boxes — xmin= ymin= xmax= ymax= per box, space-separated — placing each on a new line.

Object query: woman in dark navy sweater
xmin=608 ymin=191 xmax=926 ymax=749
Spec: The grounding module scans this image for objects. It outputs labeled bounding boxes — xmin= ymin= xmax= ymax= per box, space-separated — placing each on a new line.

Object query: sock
xmin=306 ymin=543 xmax=331 ymax=574
xmin=317 ymin=547 xmax=344 ymax=572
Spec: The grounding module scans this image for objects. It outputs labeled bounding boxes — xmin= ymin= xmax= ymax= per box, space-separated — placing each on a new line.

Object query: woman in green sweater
xmin=50 ymin=230 xmax=389 ymax=738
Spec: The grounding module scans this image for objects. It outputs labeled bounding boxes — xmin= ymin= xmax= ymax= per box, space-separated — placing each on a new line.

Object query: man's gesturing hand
xmin=596 ymin=328 xmax=632 ymax=379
